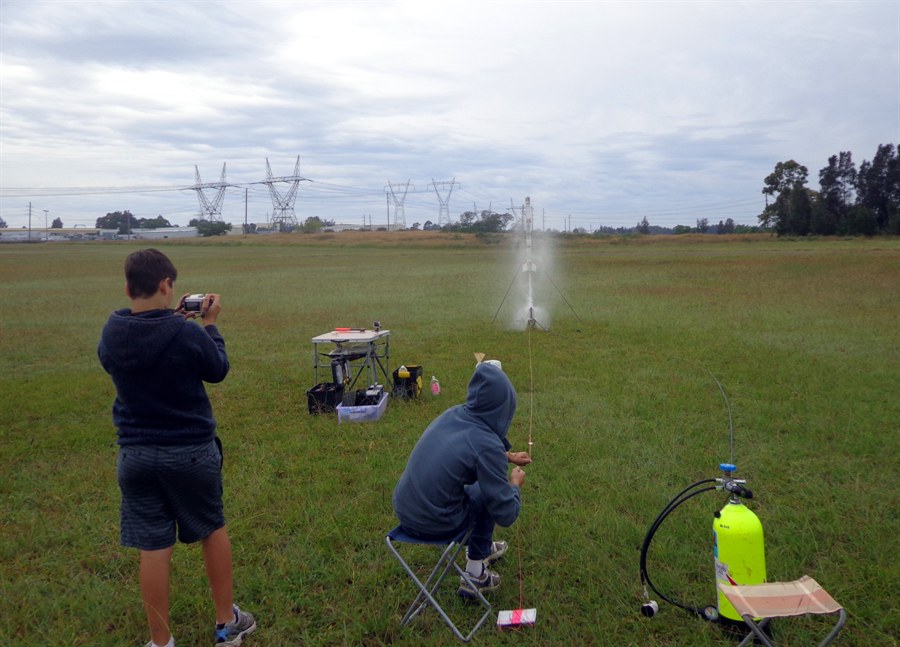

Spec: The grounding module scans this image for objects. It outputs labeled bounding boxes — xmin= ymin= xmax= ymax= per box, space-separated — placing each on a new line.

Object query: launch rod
xmin=526 ymin=321 xmax=534 ymax=457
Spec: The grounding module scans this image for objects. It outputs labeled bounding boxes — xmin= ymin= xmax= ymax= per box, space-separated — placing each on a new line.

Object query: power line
xmin=0 ymin=185 xmax=194 ymax=197
xmin=1 ymin=179 xmax=764 ymax=227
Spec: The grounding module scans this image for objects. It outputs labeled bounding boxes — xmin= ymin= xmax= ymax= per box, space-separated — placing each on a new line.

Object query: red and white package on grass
xmin=497 ymin=608 xmax=537 ymax=628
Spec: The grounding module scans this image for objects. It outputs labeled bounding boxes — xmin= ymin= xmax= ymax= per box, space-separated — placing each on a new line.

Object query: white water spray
xmin=509 ymin=197 xmax=555 ymax=331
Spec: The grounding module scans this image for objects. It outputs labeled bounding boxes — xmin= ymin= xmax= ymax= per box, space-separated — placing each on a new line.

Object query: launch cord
xmin=639 ymin=479 xmax=718 ymax=618
xmin=510 ymin=318 xmax=537 ymax=619
xmin=526 ymin=321 xmax=534 ymax=456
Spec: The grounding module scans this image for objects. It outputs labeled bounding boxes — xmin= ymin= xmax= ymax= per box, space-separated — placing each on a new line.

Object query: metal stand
xmin=312 ymin=329 xmax=391 ymax=392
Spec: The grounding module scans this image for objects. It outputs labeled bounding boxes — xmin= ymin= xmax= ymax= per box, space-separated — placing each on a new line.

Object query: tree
xmin=96 ymin=210 xmax=139 ymax=234
xmin=761 ymin=144 xmax=899 ymax=236
xmin=189 ymin=219 xmax=232 ymax=236
xmin=760 ymin=160 xmax=812 ymax=235
xmin=845 ymin=205 xmax=879 ymax=236
xmin=716 ymin=218 xmax=736 ymax=234
xmin=301 ymin=216 xmax=324 ymax=233
xmin=96 ymin=211 xmax=173 ymax=232
xmin=449 ymin=210 xmax=514 ymax=233
xmin=141 ymin=216 xmax=172 ymax=229
xmin=51 ymin=217 xmax=63 ymax=228
xmin=856 ymin=144 xmax=899 ymax=233
xmin=474 ymin=210 xmax=513 ymax=233
xmin=786 ymin=187 xmax=815 ymax=236
xmin=762 ymin=160 xmax=809 ymax=197
xmin=636 ymin=217 xmax=651 ymax=234
xmin=695 ymin=218 xmax=710 ymax=233
xmin=458 ymin=211 xmax=477 ymax=227
xmin=0 ymin=217 xmax=8 ymax=228
xmin=816 ymin=152 xmax=856 ymax=235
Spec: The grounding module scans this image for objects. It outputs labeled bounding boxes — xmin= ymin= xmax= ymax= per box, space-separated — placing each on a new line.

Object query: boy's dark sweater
xmin=98 ymin=308 xmax=229 ymax=446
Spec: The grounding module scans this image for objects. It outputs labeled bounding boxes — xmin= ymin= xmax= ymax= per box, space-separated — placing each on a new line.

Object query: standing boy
xmin=98 ymin=248 xmax=256 ymax=647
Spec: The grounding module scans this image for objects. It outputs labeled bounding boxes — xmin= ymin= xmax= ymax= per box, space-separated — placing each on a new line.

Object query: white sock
xmin=151 ymin=638 xmax=174 ymax=647
xmin=466 ymin=559 xmax=485 ymax=577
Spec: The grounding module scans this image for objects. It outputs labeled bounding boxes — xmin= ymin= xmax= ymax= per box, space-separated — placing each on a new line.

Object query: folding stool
xmin=385 ymin=525 xmax=493 ymax=642
xmin=717 ymin=575 xmax=847 ymax=647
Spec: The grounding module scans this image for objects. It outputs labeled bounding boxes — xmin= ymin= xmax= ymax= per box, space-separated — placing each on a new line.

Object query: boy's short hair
xmin=125 ymin=248 xmax=178 ymax=298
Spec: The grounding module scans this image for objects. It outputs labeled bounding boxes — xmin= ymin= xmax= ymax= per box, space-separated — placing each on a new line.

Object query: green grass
xmin=1 ymin=234 xmax=898 ymax=646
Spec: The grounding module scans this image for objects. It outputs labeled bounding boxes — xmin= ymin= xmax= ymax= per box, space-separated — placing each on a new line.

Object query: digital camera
xmin=182 ymin=294 xmax=207 ymax=312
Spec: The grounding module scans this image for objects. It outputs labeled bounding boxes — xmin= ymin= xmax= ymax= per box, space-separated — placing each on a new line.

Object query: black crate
xmin=391 ymin=365 xmax=423 ymax=400
xmin=307 ymin=382 xmax=344 ymax=414
xmin=341 ymin=389 xmax=383 ymax=407
xmin=353 ymin=385 xmax=385 ymax=406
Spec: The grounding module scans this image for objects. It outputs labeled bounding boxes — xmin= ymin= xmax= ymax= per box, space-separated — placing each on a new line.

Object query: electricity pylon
xmin=431 ymin=178 xmax=459 ymax=226
xmin=193 ymin=163 xmax=227 ymax=221
xmin=385 ymin=180 xmax=413 ymax=230
xmin=265 ymin=156 xmax=308 ymax=231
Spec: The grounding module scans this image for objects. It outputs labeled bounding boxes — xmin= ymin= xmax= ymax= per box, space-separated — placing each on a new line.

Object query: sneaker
xmin=467 ymin=540 xmax=508 ymax=565
xmin=214 ymin=605 xmax=256 ymax=646
xmin=457 ymin=567 xmax=501 ymax=599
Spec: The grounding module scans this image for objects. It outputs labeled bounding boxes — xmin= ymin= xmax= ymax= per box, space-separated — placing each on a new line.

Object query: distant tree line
xmin=298 ymin=216 xmax=336 ymax=233
xmin=760 ymin=143 xmax=899 ymax=236
xmin=404 ymin=210 xmax=513 ymax=233
xmin=584 ymin=219 xmax=762 ymax=237
xmin=188 ymin=218 xmax=232 ymax=236
xmin=92 ymin=211 xmax=235 ymax=237
xmin=96 ymin=211 xmax=173 ymax=233
xmin=442 ymin=210 xmax=514 ymax=233
xmin=0 ymin=216 xmax=64 ymax=228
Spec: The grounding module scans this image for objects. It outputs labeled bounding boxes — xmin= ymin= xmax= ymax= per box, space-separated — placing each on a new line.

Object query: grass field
xmin=1 ymin=233 xmax=898 ymax=646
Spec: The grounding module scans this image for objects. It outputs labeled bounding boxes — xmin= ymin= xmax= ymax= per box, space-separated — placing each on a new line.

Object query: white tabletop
xmin=312 ymin=329 xmax=391 ymax=343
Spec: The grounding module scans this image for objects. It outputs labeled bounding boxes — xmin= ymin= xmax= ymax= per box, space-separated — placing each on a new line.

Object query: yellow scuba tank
xmin=713 ymin=464 xmax=766 ymax=622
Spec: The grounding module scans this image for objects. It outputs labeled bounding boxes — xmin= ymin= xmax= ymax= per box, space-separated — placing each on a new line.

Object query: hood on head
xmin=464 ymin=361 xmax=517 ymax=449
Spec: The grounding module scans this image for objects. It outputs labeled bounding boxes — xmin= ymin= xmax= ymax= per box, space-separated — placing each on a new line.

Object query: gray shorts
xmin=117 ymin=439 xmax=225 ymax=550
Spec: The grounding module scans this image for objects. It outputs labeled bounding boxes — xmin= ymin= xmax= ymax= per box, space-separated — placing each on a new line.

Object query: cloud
xmin=1 ymin=0 xmax=897 ymax=229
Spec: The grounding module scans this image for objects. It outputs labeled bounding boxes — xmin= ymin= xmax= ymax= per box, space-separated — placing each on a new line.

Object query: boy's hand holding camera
xmin=177 ymin=293 xmax=221 ymax=325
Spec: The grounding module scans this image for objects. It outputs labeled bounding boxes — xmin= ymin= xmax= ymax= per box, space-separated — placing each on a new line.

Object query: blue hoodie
xmin=392 ymin=362 xmax=520 ymax=534
xmin=98 ymin=308 xmax=229 ymax=446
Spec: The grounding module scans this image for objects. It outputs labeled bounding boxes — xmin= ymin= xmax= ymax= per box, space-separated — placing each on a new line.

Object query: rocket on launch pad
xmin=522 ymin=197 xmax=537 ymax=329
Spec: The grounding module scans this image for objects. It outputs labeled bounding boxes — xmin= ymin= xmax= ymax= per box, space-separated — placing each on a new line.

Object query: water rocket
xmin=522 ymin=197 xmax=537 ymax=329
xmin=492 ymin=195 xmax=578 ymax=331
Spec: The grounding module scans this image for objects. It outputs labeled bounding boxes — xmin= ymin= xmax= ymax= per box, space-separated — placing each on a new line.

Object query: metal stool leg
xmin=386 ymin=527 xmax=493 ymax=642
xmin=401 ymin=536 xmax=468 ymax=625
xmin=737 ymin=616 xmax=775 ymax=647
xmin=818 ymin=609 xmax=847 ymax=647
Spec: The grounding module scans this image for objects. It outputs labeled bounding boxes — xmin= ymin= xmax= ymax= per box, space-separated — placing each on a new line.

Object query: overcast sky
xmin=1 ymin=0 xmax=898 ymax=231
